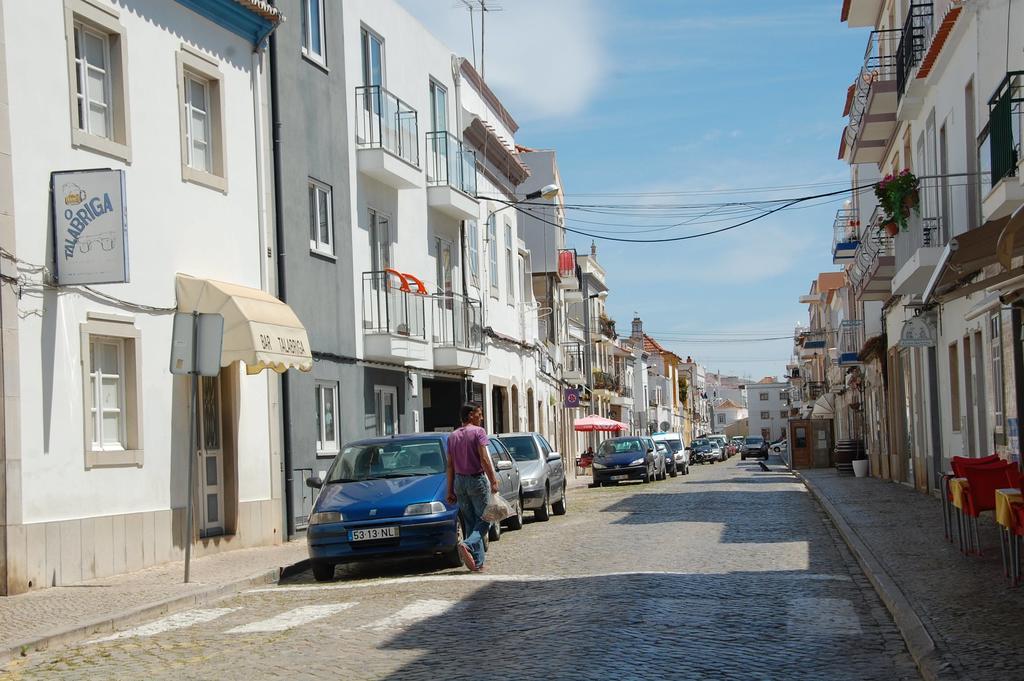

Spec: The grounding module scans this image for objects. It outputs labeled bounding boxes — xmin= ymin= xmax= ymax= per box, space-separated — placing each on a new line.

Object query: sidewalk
xmin=0 ymin=540 xmax=308 ymax=667
xmin=798 ymin=469 xmax=1024 ymax=681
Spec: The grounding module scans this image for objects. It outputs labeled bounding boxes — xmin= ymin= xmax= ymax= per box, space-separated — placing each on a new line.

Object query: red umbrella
xmin=573 ymin=414 xmax=629 ymax=432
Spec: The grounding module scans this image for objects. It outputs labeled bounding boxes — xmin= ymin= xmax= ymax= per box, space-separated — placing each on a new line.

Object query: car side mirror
xmin=496 ymin=459 xmax=513 ymax=471
xmin=306 ymin=475 xmax=323 ymax=489
xmin=546 ymin=452 xmax=561 ymax=462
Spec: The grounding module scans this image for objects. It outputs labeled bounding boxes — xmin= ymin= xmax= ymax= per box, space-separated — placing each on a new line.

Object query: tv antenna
xmin=456 ymin=0 xmax=502 ymax=79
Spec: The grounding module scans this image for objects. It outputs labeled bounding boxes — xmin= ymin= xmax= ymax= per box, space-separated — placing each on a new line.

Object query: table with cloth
xmin=995 ymin=487 xmax=1023 ymax=582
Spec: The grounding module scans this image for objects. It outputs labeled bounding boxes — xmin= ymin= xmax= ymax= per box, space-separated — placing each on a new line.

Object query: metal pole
xmin=184 ymin=311 xmax=199 ymax=583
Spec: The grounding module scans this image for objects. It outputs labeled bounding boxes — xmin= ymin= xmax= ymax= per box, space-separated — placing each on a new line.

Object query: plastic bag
xmin=482 ymin=491 xmax=514 ymax=522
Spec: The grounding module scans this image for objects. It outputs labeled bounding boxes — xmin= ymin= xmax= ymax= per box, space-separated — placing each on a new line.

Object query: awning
xmin=573 ymin=414 xmax=629 ymax=432
xmin=175 ymin=274 xmax=312 ymax=374
xmin=810 ymin=393 xmax=835 ymax=420
xmin=923 ymin=214 xmax=1017 ymax=303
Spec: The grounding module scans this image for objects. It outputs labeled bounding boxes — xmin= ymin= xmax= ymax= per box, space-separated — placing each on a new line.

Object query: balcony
xmin=807 ymin=382 xmax=827 ymax=400
xmin=355 ymin=86 xmax=421 ymax=188
xmin=362 ymin=271 xmax=428 ymax=363
xmin=844 ymin=30 xmax=901 ymax=165
xmin=557 ymin=249 xmax=580 ymax=291
xmin=832 ymin=208 xmax=861 ymax=264
xmin=611 ymin=385 xmax=633 ymax=407
xmin=432 ymin=293 xmax=487 ymax=371
xmin=843 ymin=0 xmax=884 ymax=28
xmin=425 ymin=132 xmax=478 ymax=220
xmin=595 ymin=314 xmax=617 ymax=341
xmin=799 ymin=293 xmax=826 ymax=305
xmin=837 ymin=320 xmax=865 ymax=366
xmin=561 ymin=341 xmax=585 ymax=383
xmin=849 ymin=209 xmax=896 ymax=301
xmin=895 ymin=3 xmax=934 ymax=118
xmin=593 ymin=370 xmax=619 ymax=399
xmin=980 ymin=72 xmax=1024 ymax=221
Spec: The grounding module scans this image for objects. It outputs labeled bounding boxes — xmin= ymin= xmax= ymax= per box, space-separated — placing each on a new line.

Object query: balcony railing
xmin=595 ymin=315 xmax=617 ymax=339
xmin=986 ymin=72 xmax=1024 ymax=190
xmin=619 ymin=385 xmax=633 ymax=399
xmin=838 ymin=320 xmax=865 ymax=365
xmin=807 ymin=382 xmax=827 ymax=400
xmin=362 ymin=271 xmax=425 ymax=339
xmin=896 ymin=3 xmax=934 ymax=101
xmin=425 ymin=131 xmax=477 ymax=196
xmin=832 ymin=207 xmax=860 ymax=263
xmin=433 ymin=292 xmax=483 ymax=352
xmin=355 ymin=85 xmax=419 ymax=167
xmin=845 ymin=29 xmax=901 ymax=150
xmin=561 ymin=341 xmax=584 ymax=377
xmin=593 ymin=370 xmax=619 ymax=392
xmin=849 ymin=208 xmax=895 ymax=292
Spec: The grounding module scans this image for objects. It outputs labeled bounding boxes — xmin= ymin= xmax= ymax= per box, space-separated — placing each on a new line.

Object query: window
xmin=991 ymin=312 xmax=1005 ymax=435
xmin=435 ymin=238 xmax=453 ymax=294
xmin=301 ymin=0 xmax=326 ymax=64
xmin=369 ymin=208 xmax=391 ymax=272
xmin=361 ymin=27 xmax=384 ymax=88
xmin=780 ymin=411 xmax=788 ymax=419
xmin=466 ymin=220 xmax=480 ymax=286
xmin=717 ymin=414 xmax=726 ymax=424
xmin=176 ymin=47 xmax=226 ymax=191
xmin=64 ymin=0 xmax=131 ymax=160
xmin=308 ymin=180 xmax=333 ymax=255
xmin=759 ymin=392 xmax=769 ymax=401
xmin=487 ymin=213 xmax=498 ymax=296
xmin=80 ymin=314 xmax=143 ymax=467
xmin=429 ymin=79 xmax=447 ymax=132
xmin=374 ymin=385 xmax=399 ymax=437
xmin=315 ymin=381 xmax=339 ymax=455
xmin=760 ymin=411 xmax=770 ymax=420
xmin=949 ymin=342 xmax=961 ymax=431
xmin=504 ymin=222 xmax=514 ymax=304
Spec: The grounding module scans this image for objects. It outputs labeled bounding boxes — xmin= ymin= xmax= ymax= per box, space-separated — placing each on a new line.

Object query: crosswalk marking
xmin=89 ymin=608 xmax=240 ymax=643
xmin=225 ymin=603 xmax=356 ymax=634
xmin=360 ymin=599 xmax=458 ymax=632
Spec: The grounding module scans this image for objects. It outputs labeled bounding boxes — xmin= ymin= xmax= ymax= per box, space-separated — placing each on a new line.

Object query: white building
xmin=0 ymin=0 xmax=300 ymax=594
xmin=746 ymin=380 xmax=791 ymax=441
xmin=714 ymin=400 xmax=748 ymax=431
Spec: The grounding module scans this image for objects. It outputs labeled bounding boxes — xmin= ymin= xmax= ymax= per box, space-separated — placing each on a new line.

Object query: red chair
xmin=961 ymin=463 xmax=1015 ymax=555
xmin=1010 ymin=503 xmax=1024 ymax=585
xmin=943 ymin=455 xmax=1005 ymax=543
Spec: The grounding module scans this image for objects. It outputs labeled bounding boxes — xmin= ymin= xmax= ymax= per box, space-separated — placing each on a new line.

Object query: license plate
xmin=349 ymin=526 xmax=399 ymax=542
xmin=610 ymin=475 xmax=628 ymax=481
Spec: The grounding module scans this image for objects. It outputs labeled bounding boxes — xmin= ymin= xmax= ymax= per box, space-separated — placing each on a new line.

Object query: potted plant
xmin=874 ymin=169 xmax=920 ymax=234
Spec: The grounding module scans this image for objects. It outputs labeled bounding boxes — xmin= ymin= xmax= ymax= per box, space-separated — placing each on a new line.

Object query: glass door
xmin=375 ymin=385 xmax=398 ymax=437
xmin=198 ymin=375 xmax=225 ymax=537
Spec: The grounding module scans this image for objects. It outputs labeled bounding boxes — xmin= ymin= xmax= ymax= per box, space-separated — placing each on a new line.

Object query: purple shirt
xmin=448 ymin=425 xmax=490 ymax=475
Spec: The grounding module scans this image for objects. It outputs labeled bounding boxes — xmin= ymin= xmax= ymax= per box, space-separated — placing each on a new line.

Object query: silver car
xmin=486 ymin=438 xmax=524 ymax=540
xmin=496 ymin=432 xmax=567 ymax=521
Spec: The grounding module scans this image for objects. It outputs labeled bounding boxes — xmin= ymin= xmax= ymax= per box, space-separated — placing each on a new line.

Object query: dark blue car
xmin=305 ymin=434 xmax=463 ymax=581
xmin=591 ymin=436 xmax=659 ymax=485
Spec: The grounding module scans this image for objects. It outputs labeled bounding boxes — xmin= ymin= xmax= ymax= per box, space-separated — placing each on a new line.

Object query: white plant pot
xmin=852 ymin=459 xmax=869 ymax=478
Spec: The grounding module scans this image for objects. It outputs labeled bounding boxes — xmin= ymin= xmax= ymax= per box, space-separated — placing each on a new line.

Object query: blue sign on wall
xmin=564 ymin=388 xmax=580 ymax=409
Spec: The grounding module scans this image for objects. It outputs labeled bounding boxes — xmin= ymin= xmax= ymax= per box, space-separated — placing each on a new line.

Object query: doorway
xmin=422 ymin=378 xmax=462 ymax=432
xmin=198 ymin=375 xmax=225 ymax=538
xmin=491 ymin=385 xmax=507 ymax=434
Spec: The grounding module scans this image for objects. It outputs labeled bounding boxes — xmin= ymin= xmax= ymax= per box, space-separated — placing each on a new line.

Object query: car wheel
xmin=552 ymin=482 xmax=567 ymax=515
xmin=444 ymin=517 xmax=466 ymax=568
xmin=534 ymin=487 xmax=551 ymax=521
xmin=311 ymin=560 xmax=335 ymax=582
xmin=506 ymin=492 xmax=524 ymax=530
xmin=670 ymin=464 xmax=678 ymax=478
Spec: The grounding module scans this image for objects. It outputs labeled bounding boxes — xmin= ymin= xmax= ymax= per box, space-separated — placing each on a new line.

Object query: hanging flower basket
xmin=874 ymin=169 xmax=920 ymax=232
xmin=882 ymin=221 xmax=900 ymax=237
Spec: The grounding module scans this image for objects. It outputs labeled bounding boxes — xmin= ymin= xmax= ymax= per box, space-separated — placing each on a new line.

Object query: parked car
xmin=689 ymin=437 xmax=717 ymax=465
xmin=655 ymin=441 xmax=674 ymax=478
xmin=591 ymin=436 xmax=660 ymax=485
xmin=708 ymin=434 xmax=729 ymax=461
xmin=486 ymin=437 xmax=525 ymax=541
xmin=770 ymin=439 xmax=789 ymax=454
xmin=741 ymin=436 xmax=769 ymax=460
xmin=305 ymin=434 xmax=464 ymax=581
xmin=730 ymin=436 xmax=745 ymax=454
xmin=496 ymin=432 xmax=567 ymax=521
xmin=652 ymin=432 xmax=689 ymax=475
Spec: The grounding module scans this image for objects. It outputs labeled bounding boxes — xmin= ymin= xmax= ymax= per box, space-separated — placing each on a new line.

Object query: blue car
xmin=591 ymin=436 xmax=660 ymax=485
xmin=305 ymin=434 xmax=464 ymax=581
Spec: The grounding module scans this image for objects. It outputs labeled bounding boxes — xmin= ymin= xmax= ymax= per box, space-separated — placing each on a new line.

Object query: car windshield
xmin=325 ymin=439 xmax=445 ymax=483
xmin=598 ymin=438 xmax=644 ymax=455
xmin=656 ymin=442 xmax=668 ymax=452
xmin=745 ymin=437 xmax=764 ymax=445
xmin=499 ymin=436 xmax=540 ymax=462
xmin=692 ymin=438 xmax=710 ymax=447
xmin=665 ymin=440 xmax=683 ymax=452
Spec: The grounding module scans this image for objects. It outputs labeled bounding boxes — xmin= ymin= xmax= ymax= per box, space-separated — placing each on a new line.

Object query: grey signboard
xmin=50 ymin=169 xmax=129 ymax=285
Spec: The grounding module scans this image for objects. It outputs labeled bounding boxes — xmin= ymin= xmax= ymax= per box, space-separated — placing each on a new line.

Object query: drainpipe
xmin=268 ymin=29 xmax=296 ymax=539
xmin=251 ymin=49 xmax=269 ymax=292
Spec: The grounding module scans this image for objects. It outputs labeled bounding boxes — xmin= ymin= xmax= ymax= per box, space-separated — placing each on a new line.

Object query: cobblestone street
xmin=3 ymin=458 xmax=919 ymax=681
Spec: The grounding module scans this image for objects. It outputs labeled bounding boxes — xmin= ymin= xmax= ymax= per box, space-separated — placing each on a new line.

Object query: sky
xmin=399 ymin=0 xmax=867 ymax=381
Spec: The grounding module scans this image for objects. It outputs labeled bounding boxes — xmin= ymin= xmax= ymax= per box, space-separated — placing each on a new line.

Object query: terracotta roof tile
xmin=916 ymin=6 xmax=962 ymax=80
xmin=643 ymin=334 xmax=667 ymax=354
xmin=233 ymin=0 xmax=282 ymax=22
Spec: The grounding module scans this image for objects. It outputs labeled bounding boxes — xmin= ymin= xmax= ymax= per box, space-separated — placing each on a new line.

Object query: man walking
xmin=446 ymin=403 xmax=499 ymax=571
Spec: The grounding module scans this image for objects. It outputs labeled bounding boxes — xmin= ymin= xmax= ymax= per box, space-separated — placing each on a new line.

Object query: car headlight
xmin=522 ymin=477 xmax=539 ymax=488
xmin=309 ymin=511 xmax=342 ymax=525
xmin=403 ymin=501 xmax=446 ymax=516
xmin=592 ymin=463 xmax=606 ymax=469
xmin=629 ymin=458 xmax=645 ymax=466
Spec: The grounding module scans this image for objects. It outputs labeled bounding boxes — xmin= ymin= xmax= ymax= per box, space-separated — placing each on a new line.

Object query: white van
xmin=651 ymin=432 xmax=689 ymax=475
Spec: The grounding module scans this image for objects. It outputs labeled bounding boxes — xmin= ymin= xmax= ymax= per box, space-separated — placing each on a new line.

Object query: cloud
xmin=398 ymin=0 xmax=609 ymax=120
